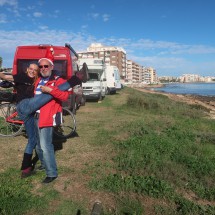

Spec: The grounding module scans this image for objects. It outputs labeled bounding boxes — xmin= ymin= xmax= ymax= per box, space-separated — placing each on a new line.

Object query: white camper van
xmin=79 ymin=58 xmax=107 ymax=101
xmin=105 ymin=65 xmax=121 ymax=94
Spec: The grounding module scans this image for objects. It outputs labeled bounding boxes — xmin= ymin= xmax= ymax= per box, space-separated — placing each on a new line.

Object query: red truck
xmin=12 ymin=43 xmax=85 ymax=113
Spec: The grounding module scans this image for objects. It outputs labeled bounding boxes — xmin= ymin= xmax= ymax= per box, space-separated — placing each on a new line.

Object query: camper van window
xmin=94 ymin=59 xmax=103 ymax=64
xmin=53 ymin=60 xmax=67 ymax=78
xmin=17 ymin=59 xmax=38 ymax=74
xmin=70 ymin=50 xmax=78 ymax=74
xmin=89 ymin=73 xmax=99 ymax=81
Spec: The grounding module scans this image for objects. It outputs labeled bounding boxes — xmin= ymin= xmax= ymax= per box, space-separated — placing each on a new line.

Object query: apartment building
xmin=126 ymin=59 xmax=157 ymax=84
xmin=77 ymin=43 xmax=126 ymax=79
xmin=126 ymin=60 xmax=142 ymax=83
xmin=179 ymin=74 xmax=200 ymax=82
xmin=146 ymin=67 xmax=157 ymax=83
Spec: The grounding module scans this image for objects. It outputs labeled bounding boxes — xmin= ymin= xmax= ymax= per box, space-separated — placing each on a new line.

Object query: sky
xmin=0 ymin=0 xmax=215 ymax=77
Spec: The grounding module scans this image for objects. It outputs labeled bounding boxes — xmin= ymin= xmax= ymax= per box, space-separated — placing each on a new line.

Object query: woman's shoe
xmin=21 ymin=167 xmax=33 ymax=178
xmin=76 ymin=63 xmax=89 ymax=83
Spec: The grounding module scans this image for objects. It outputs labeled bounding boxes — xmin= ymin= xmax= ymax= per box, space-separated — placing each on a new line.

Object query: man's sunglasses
xmin=39 ymin=65 xmax=49 ymax=69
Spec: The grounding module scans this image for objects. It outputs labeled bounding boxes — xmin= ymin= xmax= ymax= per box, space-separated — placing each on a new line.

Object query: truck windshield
xmin=89 ymin=73 xmax=99 ymax=81
xmin=17 ymin=59 xmax=68 ymax=78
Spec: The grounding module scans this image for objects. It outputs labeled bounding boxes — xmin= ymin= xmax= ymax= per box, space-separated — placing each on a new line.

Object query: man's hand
xmin=40 ymin=86 xmax=53 ymax=93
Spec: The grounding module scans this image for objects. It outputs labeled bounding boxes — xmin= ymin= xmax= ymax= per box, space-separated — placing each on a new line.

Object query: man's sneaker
xmin=76 ymin=63 xmax=89 ymax=83
xmin=42 ymin=176 xmax=57 ymax=184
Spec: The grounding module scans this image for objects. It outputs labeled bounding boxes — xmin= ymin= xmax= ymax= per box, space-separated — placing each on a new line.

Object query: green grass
xmin=89 ymin=87 xmax=215 ymax=214
xmin=0 ymin=169 xmax=47 ymax=215
xmin=1 ymin=86 xmax=215 ymax=214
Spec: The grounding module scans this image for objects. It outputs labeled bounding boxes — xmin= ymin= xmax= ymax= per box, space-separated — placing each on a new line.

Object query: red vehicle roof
xmin=12 ymin=44 xmax=78 ymax=79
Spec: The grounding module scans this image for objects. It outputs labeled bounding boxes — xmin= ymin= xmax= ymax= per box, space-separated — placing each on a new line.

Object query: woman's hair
xmin=26 ymin=63 xmax=40 ymax=84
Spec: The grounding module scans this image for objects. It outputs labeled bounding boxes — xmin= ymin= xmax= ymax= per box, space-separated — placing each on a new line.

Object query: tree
xmin=0 ymin=56 xmax=2 ymax=68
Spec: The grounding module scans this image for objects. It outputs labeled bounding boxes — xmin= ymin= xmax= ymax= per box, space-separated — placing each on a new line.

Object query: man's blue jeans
xmin=35 ymin=118 xmax=57 ymax=177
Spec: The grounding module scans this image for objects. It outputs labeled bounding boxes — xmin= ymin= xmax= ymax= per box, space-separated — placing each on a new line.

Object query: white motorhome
xmin=105 ymin=65 xmax=122 ymax=94
xmin=79 ymin=58 xmax=107 ymax=101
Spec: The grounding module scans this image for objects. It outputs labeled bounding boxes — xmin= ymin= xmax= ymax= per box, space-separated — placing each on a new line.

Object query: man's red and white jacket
xmin=34 ymin=74 xmax=69 ymax=128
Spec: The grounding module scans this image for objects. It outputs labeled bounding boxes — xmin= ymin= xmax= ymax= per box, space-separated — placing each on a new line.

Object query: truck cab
xmin=12 ymin=43 xmax=83 ymax=113
xmin=79 ymin=58 xmax=107 ymax=101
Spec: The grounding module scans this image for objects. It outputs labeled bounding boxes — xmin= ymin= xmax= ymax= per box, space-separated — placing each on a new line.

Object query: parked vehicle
xmin=105 ymin=65 xmax=121 ymax=94
xmin=12 ymin=43 xmax=84 ymax=113
xmin=79 ymin=58 xmax=107 ymax=101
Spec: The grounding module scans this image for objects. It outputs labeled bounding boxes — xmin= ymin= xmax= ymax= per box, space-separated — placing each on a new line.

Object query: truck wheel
xmin=81 ymin=94 xmax=86 ymax=106
xmin=98 ymin=93 xmax=102 ymax=102
xmin=107 ymin=87 xmax=110 ymax=95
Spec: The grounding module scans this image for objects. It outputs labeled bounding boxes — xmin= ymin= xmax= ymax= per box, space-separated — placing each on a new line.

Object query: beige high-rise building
xmin=126 ymin=60 xmax=142 ymax=83
xmin=146 ymin=67 xmax=157 ymax=83
xmin=126 ymin=60 xmax=157 ymax=84
xmin=77 ymin=43 xmax=126 ymax=79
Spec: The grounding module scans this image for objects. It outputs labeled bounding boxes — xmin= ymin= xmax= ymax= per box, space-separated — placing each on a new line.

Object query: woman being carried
xmin=0 ymin=63 xmax=40 ymax=178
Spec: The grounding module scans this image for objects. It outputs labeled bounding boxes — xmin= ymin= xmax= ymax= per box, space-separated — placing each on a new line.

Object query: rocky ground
xmin=133 ymin=86 xmax=215 ymax=119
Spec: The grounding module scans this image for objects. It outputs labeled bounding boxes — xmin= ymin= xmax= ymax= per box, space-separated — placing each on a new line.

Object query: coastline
xmin=132 ymin=85 xmax=215 ymax=119
xmin=142 ymin=83 xmax=165 ymax=88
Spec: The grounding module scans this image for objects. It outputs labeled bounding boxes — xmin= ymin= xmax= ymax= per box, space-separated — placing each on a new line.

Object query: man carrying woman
xmin=0 ymin=47 xmax=88 ymax=182
xmin=16 ymin=47 xmax=88 ymax=183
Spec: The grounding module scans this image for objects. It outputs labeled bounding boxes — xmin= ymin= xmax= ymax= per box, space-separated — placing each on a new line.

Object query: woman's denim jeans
xmin=35 ymin=118 xmax=57 ymax=177
xmin=16 ymin=81 xmax=70 ymax=121
xmin=23 ymin=114 xmax=38 ymax=154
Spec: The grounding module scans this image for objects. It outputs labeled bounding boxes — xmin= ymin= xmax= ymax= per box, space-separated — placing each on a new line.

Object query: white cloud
xmin=0 ymin=13 xmax=7 ymax=23
xmin=0 ymin=0 xmax=19 ymax=17
xmin=105 ymin=38 xmax=215 ymax=56
xmin=0 ymin=0 xmax=17 ymax=7
xmin=81 ymin=25 xmax=88 ymax=29
xmin=102 ymin=14 xmax=110 ymax=22
xmin=38 ymin=25 xmax=49 ymax=30
xmin=89 ymin=13 xmax=110 ymax=22
xmin=0 ymin=29 xmax=215 ymax=76
xmin=131 ymin=55 xmax=186 ymax=69
xmin=0 ymin=30 xmax=94 ymax=66
xmin=91 ymin=13 xmax=99 ymax=19
xmin=33 ymin=12 xmax=42 ymax=18
xmin=27 ymin=6 xmax=35 ymax=10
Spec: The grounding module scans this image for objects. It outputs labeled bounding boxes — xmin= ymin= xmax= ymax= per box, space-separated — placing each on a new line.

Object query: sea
xmin=150 ymin=82 xmax=215 ymax=96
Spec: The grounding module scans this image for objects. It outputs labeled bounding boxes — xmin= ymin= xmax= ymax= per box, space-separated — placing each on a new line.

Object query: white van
xmin=79 ymin=58 xmax=107 ymax=101
xmin=105 ymin=65 xmax=121 ymax=94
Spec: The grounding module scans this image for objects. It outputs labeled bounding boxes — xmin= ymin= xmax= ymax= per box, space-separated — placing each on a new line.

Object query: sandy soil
xmin=133 ymin=86 xmax=215 ymax=119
